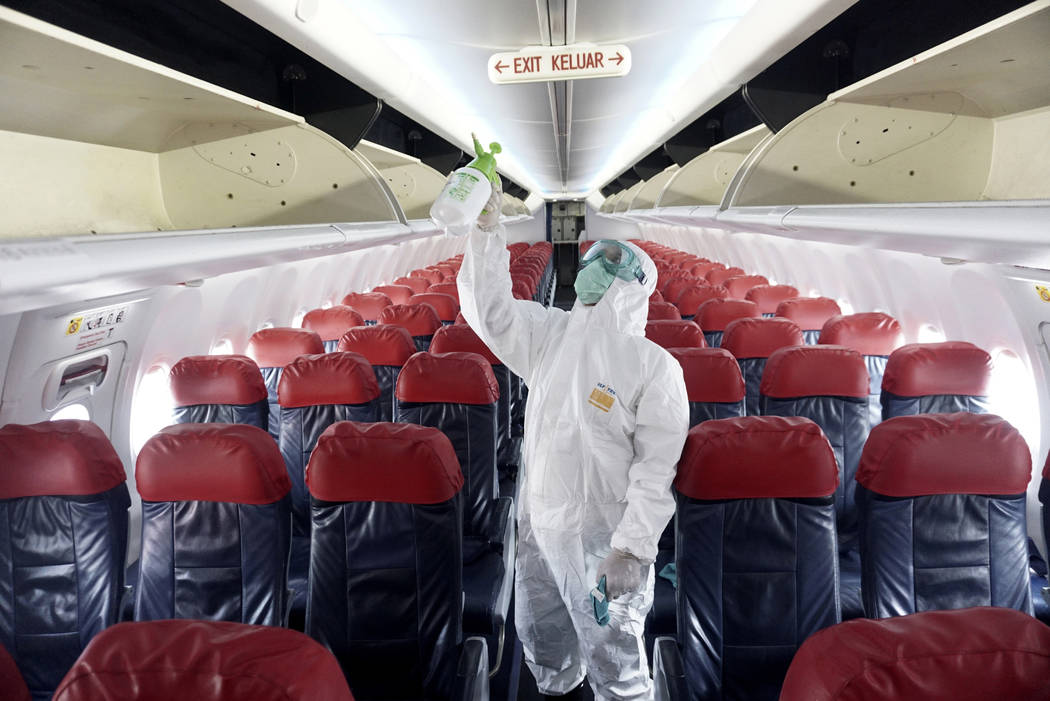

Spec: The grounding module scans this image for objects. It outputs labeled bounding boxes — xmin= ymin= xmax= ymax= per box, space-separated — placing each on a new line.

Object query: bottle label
xmin=447 ymin=172 xmax=480 ymax=202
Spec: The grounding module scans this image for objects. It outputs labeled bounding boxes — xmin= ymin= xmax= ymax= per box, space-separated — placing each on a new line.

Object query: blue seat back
xmin=337 ymin=324 xmax=417 ymax=422
xmin=246 ymin=328 xmax=325 ymax=439
xmin=670 ymin=347 xmax=745 ymax=426
xmin=857 ymin=413 xmax=1032 ymax=618
xmin=696 ymin=298 xmax=759 ymax=349
xmin=675 ymin=416 xmax=840 ymax=701
xmin=818 ymin=312 xmax=904 ymax=426
xmin=431 ymin=325 xmax=517 ymax=477
xmin=305 ymin=422 xmax=464 ymax=700
xmin=774 ymin=296 xmax=841 ymax=346
xmin=760 ymin=346 xmax=870 ymax=548
xmin=170 ymin=355 xmax=268 ymax=430
xmin=134 ymin=423 xmax=292 ymax=627
xmin=380 ymin=303 xmax=442 ymax=353
xmin=0 ymin=420 xmax=129 ymax=701
xmin=722 ymin=317 xmax=804 ymax=416
xmin=880 ymin=342 xmax=992 ymax=420
xmin=395 ymin=352 xmax=499 ymax=540
xmin=277 ymin=352 xmax=380 ymax=537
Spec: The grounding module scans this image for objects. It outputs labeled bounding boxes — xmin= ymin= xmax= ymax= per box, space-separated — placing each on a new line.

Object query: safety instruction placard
xmin=63 ymin=303 xmax=130 ymax=352
xmin=488 ymin=44 xmax=631 ymax=85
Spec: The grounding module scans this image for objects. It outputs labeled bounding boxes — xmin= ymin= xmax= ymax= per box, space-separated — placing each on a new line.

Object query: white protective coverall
xmin=458 ymin=226 xmax=689 ymax=700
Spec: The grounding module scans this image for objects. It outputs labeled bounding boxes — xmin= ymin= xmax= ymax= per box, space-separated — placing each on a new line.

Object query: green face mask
xmin=574 ymin=258 xmax=617 ymax=305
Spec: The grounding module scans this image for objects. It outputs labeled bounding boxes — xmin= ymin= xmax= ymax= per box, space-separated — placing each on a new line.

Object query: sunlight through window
xmin=130 ymin=364 xmax=173 ymax=457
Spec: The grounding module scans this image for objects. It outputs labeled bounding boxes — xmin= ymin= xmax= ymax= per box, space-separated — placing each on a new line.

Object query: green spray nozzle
xmin=469 ymin=132 xmax=502 ymax=184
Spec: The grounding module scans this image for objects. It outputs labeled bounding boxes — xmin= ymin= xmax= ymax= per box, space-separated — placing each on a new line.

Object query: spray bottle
xmin=430 ymin=133 xmax=502 ymax=236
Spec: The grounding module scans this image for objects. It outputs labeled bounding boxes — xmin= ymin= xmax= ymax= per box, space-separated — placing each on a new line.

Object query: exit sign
xmin=487 ymin=44 xmax=631 ymax=85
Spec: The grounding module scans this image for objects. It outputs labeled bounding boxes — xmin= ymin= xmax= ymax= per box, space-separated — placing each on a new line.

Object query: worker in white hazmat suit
xmin=457 ymin=182 xmax=689 ymax=700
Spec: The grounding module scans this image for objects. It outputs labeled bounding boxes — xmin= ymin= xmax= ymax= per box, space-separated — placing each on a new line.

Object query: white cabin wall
xmin=627 ymin=219 xmax=1050 ymax=555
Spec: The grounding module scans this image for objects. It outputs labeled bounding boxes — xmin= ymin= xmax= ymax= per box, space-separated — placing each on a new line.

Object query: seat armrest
xmin=490 ymin=497 xmax=515 ymax=627
xmin=653 ymin=636 xmax=687 ymax=701
xmin=453 ymin=636 xmax=490 ymax=701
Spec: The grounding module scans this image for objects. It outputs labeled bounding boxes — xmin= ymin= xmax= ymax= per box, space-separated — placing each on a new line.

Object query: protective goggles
xmin=578 ymin=240 xmax=647 ymax=285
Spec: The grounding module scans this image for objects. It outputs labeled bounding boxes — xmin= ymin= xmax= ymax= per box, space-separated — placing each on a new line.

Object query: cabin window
xmin=989 ymin=349 xmax=1039 ymax=450
xmin=130 ymin=363 xmax=173 ymax=456
xmin=210 ymin=339 xmax=233 ymax=355
xmin=51 ymin=403 xmax=90 ymax=421
xmin=917 ymin=324 xmax=946 ymax=343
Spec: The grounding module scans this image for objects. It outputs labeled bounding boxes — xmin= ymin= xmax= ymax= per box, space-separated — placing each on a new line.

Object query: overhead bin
xmin=355 ymin=140 xmax=448 ymax=221
xmin=656 ymin=127 xmax=771 ymax=207
xmin=600 ymin=192 xmax=623 ymax=213
xmin=614 ymin=180 xmax=647 ymax=212
xmin=0 ymin=7 xmax=404 ymax=239
xmin=723 ymin=1 xmax=1050 ymax=207
xmin=631 ymin=165 xmax=680 ymax=210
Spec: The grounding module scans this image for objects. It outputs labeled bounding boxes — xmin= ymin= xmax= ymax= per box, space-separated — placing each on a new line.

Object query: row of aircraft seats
xmin=1 ymin=236 xmax=1043 ymax=699
xmin=5 ymin=606 xmax=1049 ymax=700
xmin=1 ymin=410 xmax=1042 ymax=700
xmin=0 ymin=245 xmax=553 ymax=700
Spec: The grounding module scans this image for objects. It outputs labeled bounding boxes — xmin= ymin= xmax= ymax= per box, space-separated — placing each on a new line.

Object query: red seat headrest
xmin=857 ymin=413 xmax=1031 ymax=497
xmin=881 ymin=342 xmax=992 ymax=397
xmin=696 ymin=298 xmax=759 ymax=331
xmin=246 ymin=328 xmax=324 ymax=369
xmin=393 ymin=276 xmax=430 ymax=295
xmin=745 ymin=284 xmax=800 ymax=314
xmin=647 ymin=301 xmax=682 ymax=321
xmin=428 ymin=283 xmax=460 ymax=303
xmin=761 ymin=346 xmax=870 ymax=399
xmin=409 ymin=293 xmax=459 ymax=322
xmin=512 ymin=281 xmax=533 ymax=300
xmin=669 ymin=348 xmax=745 ymax=403
xmin=724 ymin=275 xmax=770 ymax=300
xmin=722 ymin=317 xmax=804 ymax=359
xmin=0 ymin=420 xmax=125 ymax=499
xmin=780 ymin=607 xmax=1050 ymax=701
xmin=675 ymin=416 xmax=838 ymax=500
xmin=340 ymin=292 xmax=393 ymax=322
xmin=775 ymin=297 xmax=841 ymax=330
xmin=430 ymin=325 xmax=501 ymax=365
xmin=336 ymin=325 xmax=416 ymax=367
xmin=371 ymin=284 xmax=415 ymax=305
xmin=689 ymin=261 xmax=721 ymax=278
xmin=277 ymin=353 xmax=380 ymax=408
xmin=300 ymin=306 xmax=365 ymax=342
xmin=379 ymin=303 xmax=442 ymax=336
xmin=306 ymin=422 xmax=463 ymax=503
xmin=648 ymin=289 xmax=665 ymax=303
xmin=706 ymin=266 xmax=745 ymax=286
xmin=644 ymin=320 xmax=707 ymax=350
xmin=676 ymin=284 xmax=727 ymax=316
xmin=395 ymin=352 xmax=500 ymax=405
xmin=411 ymin=268 xmax=444 ymax=285
xmin=170 ymin=355 xmax=267 ymax=407
xmin=819 ymin=312 xmax=903 ymax=355
xmin=136 ymin=424 xmax=290 ymax=504
xmin=663 ymin=278 xmax=702 ymax=304
xmin=51 ymin=620 xmax=353 ymax=701
xmin=454 ymin=311 xmax=469 ymax=326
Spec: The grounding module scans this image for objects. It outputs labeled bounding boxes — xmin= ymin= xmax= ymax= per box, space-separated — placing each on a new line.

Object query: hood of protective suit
xmin=571 ymin=241 xmax=656 ymax=336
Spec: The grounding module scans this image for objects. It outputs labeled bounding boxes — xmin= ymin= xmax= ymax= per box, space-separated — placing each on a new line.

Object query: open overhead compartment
xmin=355 ymin=139 xmax=448 ymax=220
xmin=631 ymin=165 xmax=680 ymax=210
xmin=614 ymin=180 xmax=647 ymax=212
xmin=0 ymin=7 xmax=405 ymax=239
xmin=599 ymin=191 xmax=623 ymax=213
xmin=723 ymin=1 xmax=1050 ymax=208
xmin=656 ymin=126 xmax=771 ymax=207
